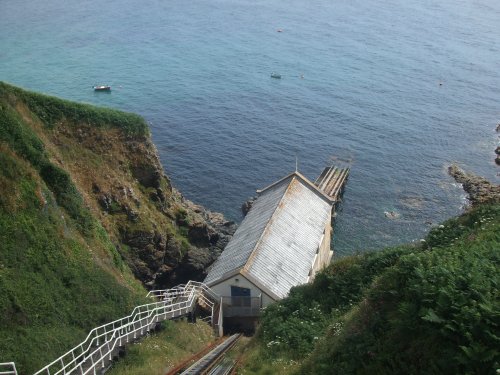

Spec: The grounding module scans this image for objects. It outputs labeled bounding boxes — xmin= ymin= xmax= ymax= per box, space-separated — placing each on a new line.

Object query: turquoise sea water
xmin=1 ymin=0 xmax=499 ymax=255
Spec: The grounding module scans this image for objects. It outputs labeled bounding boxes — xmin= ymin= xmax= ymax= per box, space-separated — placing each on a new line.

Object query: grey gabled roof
xmin=204 ymin=172 xmax=333 ymax=300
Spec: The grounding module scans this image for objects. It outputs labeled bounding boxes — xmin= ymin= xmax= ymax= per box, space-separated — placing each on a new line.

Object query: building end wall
xmin=209 ymin=273 xmax=275 ymax=307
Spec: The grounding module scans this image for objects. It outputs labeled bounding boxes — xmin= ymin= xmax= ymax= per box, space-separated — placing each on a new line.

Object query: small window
xmin=231 ymin=286 xmax=250 ymax=297
xmin=231 ymin=286 xmax=251 ymax=307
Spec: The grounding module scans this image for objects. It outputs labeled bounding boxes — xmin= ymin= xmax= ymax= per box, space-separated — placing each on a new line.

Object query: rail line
xmin=167 ymin=334 xmax=241 ymax=375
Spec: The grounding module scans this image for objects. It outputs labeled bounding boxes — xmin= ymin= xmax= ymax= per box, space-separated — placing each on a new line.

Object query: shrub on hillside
xmin=259 ymin=245 xmax=412 ymax=359
xmin=300 ymin=204 xmax=500 ymax=374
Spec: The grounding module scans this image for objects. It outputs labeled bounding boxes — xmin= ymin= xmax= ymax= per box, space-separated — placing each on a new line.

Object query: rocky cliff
xmin=0 ymin=82 xmax=235 ymax=289
xmin=55 ymin=122 xmax=236 ymax=288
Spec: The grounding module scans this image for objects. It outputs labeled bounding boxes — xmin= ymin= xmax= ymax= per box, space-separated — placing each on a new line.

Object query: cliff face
xmin=42 ymin=112 xmax=235 ymax=288
xmin=0 ymin=82 xmax=234 ymax=372
xmin=0 ymin=82 xmax=234 ymax=289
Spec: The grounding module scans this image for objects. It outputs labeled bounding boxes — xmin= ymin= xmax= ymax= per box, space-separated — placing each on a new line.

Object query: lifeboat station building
xmin=203 ymin=169 xmax=347 ymax=331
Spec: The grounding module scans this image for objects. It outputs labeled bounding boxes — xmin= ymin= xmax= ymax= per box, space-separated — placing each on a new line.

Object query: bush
xmin=40 ymin=163 xmax=94 ymax=233
xmin=300 ymin=204 xmax=500 ymax=374
xmin=258 ymin=245 xmax=413 ymax=359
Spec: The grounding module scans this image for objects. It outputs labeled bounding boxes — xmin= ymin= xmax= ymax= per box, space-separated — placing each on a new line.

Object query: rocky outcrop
xmin=495 ymin=146 xmax=500 ymax=166
xmin=241 ymin=196 xmax=257 ymax=216
xmin=8 ymin=89 xmax=236 ymax=290
xmin=91 ymin=163 xmax=236 ymax=288
xmin=448 ymin=164 xmax=500 ymax=206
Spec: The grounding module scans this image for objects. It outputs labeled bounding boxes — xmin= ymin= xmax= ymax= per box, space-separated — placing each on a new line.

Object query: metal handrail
xmin=34 ymin=285 xmax=192 ymax=375
xmin=69 ymin=288 xmax=199 ymax=375
xmin=147 ymin=284 xmax=186 ymax=299
xmin=33 ymin=281 xmax=220 ymax=375
xmin=149 ymin=281 xmax=219 ymax=303
xmin=0 ymin=363 xmax=17 ymax=375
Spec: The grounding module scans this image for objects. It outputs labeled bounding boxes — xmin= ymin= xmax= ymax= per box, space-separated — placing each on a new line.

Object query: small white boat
xmin=93 ymin=85 xmax=111 ymax=91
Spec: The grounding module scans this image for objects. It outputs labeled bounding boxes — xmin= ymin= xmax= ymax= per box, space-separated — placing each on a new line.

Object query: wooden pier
xmin=314 ymin=166 xmax=350 ymax=202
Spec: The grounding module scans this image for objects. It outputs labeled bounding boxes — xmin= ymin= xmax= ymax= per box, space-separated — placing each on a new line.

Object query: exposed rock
xmin=131 ymin=164 xmax=162 ymax=189
xmin=384 ymin=211 xmax=400 ymax=219
xmin=97 ymin=193 xmax=123 ymax=214
xmin=188 ymin=222 xmax=219 ymax=247
xmin=115 ymin=190 xmax=236 ymax=288
xmin=495 ymin=146 xmax=500 ymax=166
xmin=159 ymin=247 xmax=219 ymax=286
xmin=41 ymin=106 xmax=236 ymax=289
xmin=125 ymin=206 xmax=139 ymax=222
xmin=448 ymin=164 xmax=500 ymax=206
xmin=241 ymin=196 xmax=257 ymax=216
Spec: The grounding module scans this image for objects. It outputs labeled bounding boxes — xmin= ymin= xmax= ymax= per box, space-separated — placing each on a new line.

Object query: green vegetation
xmin=0 ymin=83 xmax=148 ymax=373
xmin=107 ymin=320 xmax=215 ymax=375
xmin=245 ymin=204 xmax=500 ymax=374
xmin=0 ymin=81 xmax=149 ymax=137
xmin=0 ymin=96 xmax=93 ymax=233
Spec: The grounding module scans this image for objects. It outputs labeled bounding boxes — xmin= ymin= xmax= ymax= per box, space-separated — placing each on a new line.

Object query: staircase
xmin=31 ymin=281 xmax=220 ymax=375
xmin=148 ymin=281 xmax=222 ymax=334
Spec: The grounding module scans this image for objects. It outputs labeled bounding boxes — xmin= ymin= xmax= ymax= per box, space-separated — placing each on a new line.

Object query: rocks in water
xmin=384 ymin=210 xmax=400 ymax=219
xmin=495 ymin=146 xmax=500 ymax=166
xmin=241 ymin=196 xmax=257 ymax=216
xmin=399 ymin=195 xmax=425 ymax=209
xmin=448 ymin=164 xmax=500 ymax=206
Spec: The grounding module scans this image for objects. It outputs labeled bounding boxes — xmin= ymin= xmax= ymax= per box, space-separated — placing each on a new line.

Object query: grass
xmin=235 ymin=337 xmax=300 ymax=375
xmin=0 ymin=98 xmax=94 ymax=234
xmin=107 ymin=319 xmax=215 ymax=375
xmin=0 ymin=83 xmax=149 ymax=373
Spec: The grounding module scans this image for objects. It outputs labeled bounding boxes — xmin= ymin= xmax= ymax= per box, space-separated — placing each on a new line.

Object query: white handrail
xmin=32 ymin=281 xmax=220 ymax=375
xmin=0 ymin=363 xmax=17 ymax=375
xmin=70 ymin=288 xmax=199 ymax=375
xmin=34 ymin=284 xmax=192 ymax=375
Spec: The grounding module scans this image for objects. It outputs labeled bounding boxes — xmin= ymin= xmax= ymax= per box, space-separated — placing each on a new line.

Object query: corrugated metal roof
xmin=203 ymin=176 xmax=290 ymax=285
xmin=204 ymin=172 xmax=333 ymax=299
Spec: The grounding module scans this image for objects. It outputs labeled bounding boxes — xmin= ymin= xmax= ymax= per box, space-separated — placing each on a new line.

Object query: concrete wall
xmin=311 ymin=221 xmax=333 ymax=279
xmin=209 ymin=274 xmax=275 ymax=307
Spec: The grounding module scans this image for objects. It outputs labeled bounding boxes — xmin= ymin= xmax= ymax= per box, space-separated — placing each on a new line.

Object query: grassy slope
xmin=107 ymin=320 xmax=215 ymax=375
xmin=241 ymin=204 xmax=499 ymax=375
xmin=0 ymin=83 xmax=149 ymax=373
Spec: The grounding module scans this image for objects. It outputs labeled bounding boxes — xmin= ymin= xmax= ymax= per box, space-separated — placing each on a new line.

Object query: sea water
xmin=1 ymin=0 xmax=499 ymax=255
